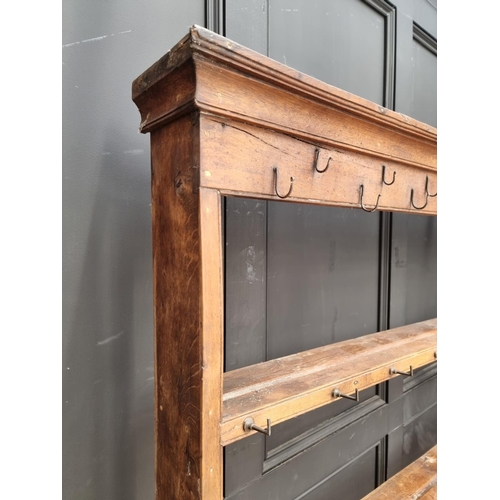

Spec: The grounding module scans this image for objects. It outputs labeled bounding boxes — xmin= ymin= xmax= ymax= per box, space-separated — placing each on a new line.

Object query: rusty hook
xmin=425 ymin=176 xmax=437 ymax=197
xmin=313 ymin=148 xmax=331 ymax=174
xmin=382 ymin=165 xmax=396 ymax=185
xmin=273 ymin=167 xmax=294 ymax=199
xmin=359 ymin=185 xmax=381 ymax=212
xmin=410 ymin=188 xmax=428 ymax=210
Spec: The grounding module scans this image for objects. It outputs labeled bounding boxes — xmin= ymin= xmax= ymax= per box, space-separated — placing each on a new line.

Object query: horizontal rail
xmin=221 ymin=319 xmax=436 ymax=445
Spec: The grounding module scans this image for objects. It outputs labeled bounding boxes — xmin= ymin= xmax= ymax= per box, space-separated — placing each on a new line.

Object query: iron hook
xmin=410 ymin=188 xmax=428 ymax=210
xmin=382 ymin=165 xmax=396 ymax=185
xmin=273 ymin=167 xmax=294 ymax=199
xmin=243 ymin=417 xmax=272 ymax=436
xmin=359 ymin=184 xmax=381 ymax=212
xmin=389 ymin=365 xmax=414 ymax=378
xmin=313 ymin=148 xmax=331 ymax=174
xmin=332 ymin=388 xmax=360 ymax=402
xmin=425 ymin=176 xmax=437 ymax=197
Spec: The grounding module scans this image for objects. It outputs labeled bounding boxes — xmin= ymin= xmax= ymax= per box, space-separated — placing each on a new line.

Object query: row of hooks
xmin=272 ymin=148 xmax=437 ymax=212
xmin=242 ymin=364 xmax=416 ymax=436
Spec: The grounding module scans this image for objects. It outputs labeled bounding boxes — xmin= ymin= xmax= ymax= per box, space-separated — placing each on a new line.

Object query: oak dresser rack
xmin=132 ymin=25 xmax=437 ymax=500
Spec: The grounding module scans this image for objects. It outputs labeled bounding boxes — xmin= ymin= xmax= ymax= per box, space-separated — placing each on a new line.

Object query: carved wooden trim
xmin=133 ymin=26 xmax=437 ymax=215
xmin=133 ymin=25 xmax=436 ymax=141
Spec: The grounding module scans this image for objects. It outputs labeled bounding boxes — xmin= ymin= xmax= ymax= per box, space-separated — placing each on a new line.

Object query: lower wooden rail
xmin=362 ymin=446 xmax=437 ymax=499
xmin=222 ymin=319 xmax=436 ymax=445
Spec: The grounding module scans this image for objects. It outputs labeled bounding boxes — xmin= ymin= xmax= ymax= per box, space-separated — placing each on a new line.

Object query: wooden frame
xmin=132 ymin=26 xmax=437 ymax=500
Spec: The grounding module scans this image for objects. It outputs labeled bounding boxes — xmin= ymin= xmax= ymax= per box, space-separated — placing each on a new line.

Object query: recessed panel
xmin=410 ymin=35 xmax=437 ymax=127
xmin=390 ymin=213 xmax=437 ymax=328
xmin=267 ymin=202 xmax=379 ymax=360
xmin=269 ymin=0 xmax=387 ymax=105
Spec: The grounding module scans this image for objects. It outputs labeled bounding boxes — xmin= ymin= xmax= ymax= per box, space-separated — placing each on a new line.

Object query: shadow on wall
xmin=62 ymin=128 xmax=155 ymax=500
xmin=62 ymin=2 xmax=206 ymax=497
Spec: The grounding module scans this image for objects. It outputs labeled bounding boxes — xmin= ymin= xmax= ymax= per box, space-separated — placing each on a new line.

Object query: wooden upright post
xmin=149 ymin=115 xmax=223 ymax=499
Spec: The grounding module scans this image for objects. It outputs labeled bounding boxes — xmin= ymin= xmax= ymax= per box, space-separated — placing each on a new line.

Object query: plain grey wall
xmin=62 ymin=2 xmax=204 ymax=498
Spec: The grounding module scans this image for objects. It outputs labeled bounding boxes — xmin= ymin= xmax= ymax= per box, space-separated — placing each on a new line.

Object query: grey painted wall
xmin=62 ymin=2 xmax=204 ymax=498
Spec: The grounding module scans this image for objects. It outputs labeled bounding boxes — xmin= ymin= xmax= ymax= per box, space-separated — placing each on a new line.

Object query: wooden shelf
xmin=222 ymin=319 xmax=436 ymax=445
xmin=361 ymin=445 xmax=437 ymax=499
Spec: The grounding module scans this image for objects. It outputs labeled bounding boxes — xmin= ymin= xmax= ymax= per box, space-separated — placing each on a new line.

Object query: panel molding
xmin=413 ymin=23 xmax=437 ymax=55
xmin=206 ymin=0 xmax=225 ymax=35
xmin=364 ymin=0 xmax=396 ymax=109
xmin=403 ymin=401 xmax=436 ymax=428
xmin=293 ymin=442 xmax=381 ymax=500
xmin=378 ymin=212 xmax=393 ymax=331
xmin=263 ymin=396 xmax=386 ymax=473
xmin=403 ymin=362 xmax=437 ymax=393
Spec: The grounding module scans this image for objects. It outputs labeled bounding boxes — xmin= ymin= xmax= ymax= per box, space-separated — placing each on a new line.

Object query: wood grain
xmin=221 ymin=319 xmax=436 ymax=445
xmin=361 ymin=446 xmax=437 ymax=499
xmin=150 ymin=114 xmax=222 ymax=499
xmin=419 ymin=484 xmax=437 ymax=499
xmin=194 ymin=60 xmax=436 ymax=170
xmin=199 ymin=187 xmax=223 ymax=498
xmin=133 ymin=26 xmax=436 ymax=142
xmin=200 ymin=117 xmax=436 ymax=215
xmin=133 ymin=26 xmax=437 ymax=216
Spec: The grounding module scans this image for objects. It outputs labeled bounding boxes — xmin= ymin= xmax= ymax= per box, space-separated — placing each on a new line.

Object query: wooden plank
xmin=199 ymin=187 xmax=224 ymax=498
xmin=221 ymin=319 xmax=436 ymax=445
xmin=419 ymin=484 xmax=437 ymax=500
xmin=361 ymin=446 xmax=437 ymax=500
xmin=200 ymin=117 xmax=437 ymax=215
xmin=151 ymin=115 xmax=223 ymax=499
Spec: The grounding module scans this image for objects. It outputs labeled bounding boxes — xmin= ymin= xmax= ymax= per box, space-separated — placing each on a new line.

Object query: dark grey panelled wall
xmin=63 ymin=1 xmax=436 ymax=499
xmin=223 ymin=1 xmax=436 ymax=498
xmin=62 ymin=2 xmax=204 ymax=499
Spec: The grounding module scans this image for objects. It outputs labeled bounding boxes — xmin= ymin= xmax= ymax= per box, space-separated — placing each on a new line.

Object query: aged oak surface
xmin=150 ymin=115 xmax=223 ymax=499
xmin=133 ymin=26 xmax=437 ymax=215
xmin=361 ymin=446 xmax=437 ymax=499
xmin=132 ymin=25 xmax=438 ymax=500
xmin=222 ymin=319 xmax=436 ymax=445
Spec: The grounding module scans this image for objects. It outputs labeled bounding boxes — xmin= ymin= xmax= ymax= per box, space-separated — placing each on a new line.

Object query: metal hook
xmin=425 ymin=176 xmax=437 ymax=197
xmin=313 ymin=148 xmax=331 ymax=173
xmin=382 ymin=165 xmax=396 ymax=185
xmin=273 ymin=167 xmax=294 ymax=199
xmin=389 ymin=365 xmax=414 ymax=378
xmin=243 ymin=417 xmax=272 ymax=436
xmin=359 ymin=185 xmax=381 ymax=212
xmin=410 ymin=188 xmax=428 ymax=210
xmin=332 ymin=388 xmax=359 ymax=402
